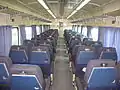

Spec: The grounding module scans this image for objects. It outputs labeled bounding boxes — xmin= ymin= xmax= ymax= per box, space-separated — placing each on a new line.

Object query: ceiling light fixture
xmin=67 ymin=0 xmax=91 ymax=19
xmin=67 ymin=10 xmax=77 ymax=19
xmin=37 ymin=0 xmax=49 ymax=10
xmin=47 ymin=10 xmax=56 ymax=18
xmin=37 ymin=0 xmax=56 ymax=18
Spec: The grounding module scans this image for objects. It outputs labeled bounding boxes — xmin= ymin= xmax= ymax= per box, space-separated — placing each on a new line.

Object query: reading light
xmin=67 ymin=0 xmax=91 ymax=19
xmin=37 ymin=0 xmax=56 ymax=19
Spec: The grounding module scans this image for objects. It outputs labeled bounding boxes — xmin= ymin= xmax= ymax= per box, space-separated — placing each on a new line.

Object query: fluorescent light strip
xmin=76 ymin=0 xmax=91 ymax=10
xmin=67 ymin=0 xmax=91 ymax=19
xmin=67 ymin=10 xmax=77 ymax=19
xmin=37 ymin=0 xmax=49 ymax=10
xmin=47 ymin=10 xmax=56 ymax=18
xmin=37 ymin=0 xmax=56 ymax=18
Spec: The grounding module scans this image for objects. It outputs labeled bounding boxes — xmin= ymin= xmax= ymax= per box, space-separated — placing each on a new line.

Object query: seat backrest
xmin=9 ymin=46 xmax=28 ymax=64
xmin=37 ymin=39 xmax=52 ymax=46
xmin=39 ymin=44 xmax=53 ymax=54
xmin=84 ymin=60 xmax=117 ymax=88
xmin=70 ymin=38 xmax=81 ymax=48
xmin=23 ymin=40 xmax=34 ymax=46
xmin=99 ymin=47 xmax=117 ymax=61
xmin=83 ymin=38 xmax=93 ymax=44
xmin=39 ymin=44 xmax=54 ymax=61
xmin=69 ymin=39 xmax=81 ymax=54
xmin=116 ymin=62 xmax=120 ymax=84
xmin=91 ymin=41 xmax=103 ymax=48
xmin=76 ymin=46 xmax=97 ymax=66
xmin=0 ymin=56 xmax=12 ymax=85
xmin=84 ymin=41 xmax=94 ymax=46
xmin=30 ymin=47 xmax=50 ymax=64
xmin=69 ymin=36 xmax=75 ymax=45
xmin=11 ymin=64 xmax=44 ymax=90
xmin=72 ymin=45 xmax=82 ymax=56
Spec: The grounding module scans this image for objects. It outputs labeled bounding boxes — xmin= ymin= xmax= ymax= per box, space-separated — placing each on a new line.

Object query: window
xmin=74 ymin=26 xmax=78 ymax=32
xmin=72 ymin=25 xmax=75 ymax=31
xmin=78 ymin=26 xmax=81 ymax=33
xmin=82 ymin=27 xmax=87 ymax=37
xmin=12 ymin=27 xmax=21 ymax=45
xmin=25 ymin=27 xmax=32 ymax=40
xmin=91 ymin=27 xmax=99 ymax=41
xmin=36 ymin=26 xmax=41 ymax=35
xmin=42 ymin=25 xmax=44 ymax=32
xmin=40 ymin=25 xmax=42 ymax=33
xmin=63 ymin=25 xmax=72 ymax=30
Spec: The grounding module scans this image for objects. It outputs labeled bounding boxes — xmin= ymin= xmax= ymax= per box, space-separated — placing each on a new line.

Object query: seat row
xmin=9 ymin=29 xmax=58 ymax=77
xmin=0 ymin=29 xmax=58 ymax=90
xmin=64 ymin=29 xmax=119 ymax=90
xmin=75 ymin=59 xmax=120 ymax=90
xmin=0 ymin=56 xmax=47 ymax=90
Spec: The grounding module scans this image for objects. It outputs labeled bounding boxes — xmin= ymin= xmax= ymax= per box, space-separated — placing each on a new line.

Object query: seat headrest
xmin=11 ymin=64 xmax=44 ymax=90
xmin=0 ymin=56 xmax=13 ymax=67
xmin=78 ymin=46 xmax=94 ymax=51
xmin=0 ymin=56 xmax=12 ymax=84
xmin=102 ymin=47 xmax=116 ymax=52
xmin=84 ymin=59 xmax=116 ymax=83
xmin=10 ymin=45 xmax=26 ymax=50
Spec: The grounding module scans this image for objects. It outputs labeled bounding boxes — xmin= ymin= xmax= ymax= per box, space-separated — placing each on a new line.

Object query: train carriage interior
xmin=1 ymin=0 xmax=120 ymax=90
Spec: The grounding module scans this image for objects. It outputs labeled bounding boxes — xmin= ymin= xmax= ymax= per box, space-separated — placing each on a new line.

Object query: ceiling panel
xmin=0 ymin=0 xmax=118 ymax=21
xmin=107 ymin=9 xmax=120 ymax=16
xmin=17 ymin=0 xmax=37 ymax=5
xmin=46 ymin=0 xmax=59 ymax=18
xmin=64 ymin=8 xmax=73 ymax=18
xmin=82 ymin=4 xmax=100 ymax=14
xmin=91 ymin=0 xmax=115 ymax=6
xmin=68 ymin=0 xmax=115 ymax=20
xmin=0 ymin=5 xmax=21 ymax=15
xmin=0 ymin=0 xmax=53 ymax=20
xmin=28 ymin=3 xmax=47 ymax=14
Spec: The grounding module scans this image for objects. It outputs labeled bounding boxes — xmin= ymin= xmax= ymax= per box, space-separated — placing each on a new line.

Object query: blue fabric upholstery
xmin=9 ymin=46 xmax=28 ymax=64
xmin=29 ymin=47 xmax=51 ymax=77
xmin=99 ymin=47 xmax=117 ymax=61
xmin=11 ymin=64 xmax=44 ymax=90
xmin=85 ymin=60 xmax=117 ymax=89
xmin=75 ymin=46 xmax=97 ymax=77
xmin=0 ymin=56 xmax=12 ymax=85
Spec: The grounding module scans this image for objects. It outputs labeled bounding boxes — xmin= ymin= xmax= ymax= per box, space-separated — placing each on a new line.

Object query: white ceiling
xmin=0 ymin=0 xmax=119 ymax=22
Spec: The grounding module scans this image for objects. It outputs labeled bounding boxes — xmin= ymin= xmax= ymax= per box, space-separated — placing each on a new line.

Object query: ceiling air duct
xmin=59 ymin=0 xmax=68 ymax=17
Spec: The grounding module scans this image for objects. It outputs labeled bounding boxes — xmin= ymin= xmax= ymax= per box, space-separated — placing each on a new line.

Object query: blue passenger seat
xmin=9 ymin=46 xmax=28 ymax=64
xmin=0 ymin=56 xmax=12 ymax=85
xmin=11 ymin=64 xmax=45 ymax=90
xmin=29 ymin=47 xmax=51 ymax=78
xmin=75 ymin=46 xmax=97 ymax=77
xmin=84 ymin=60 xmax=117 ymax=90
xmin=0 ymin=56 xmax=12 ymax=90
xmin=99 ymin=47 xmax=117 ymax=61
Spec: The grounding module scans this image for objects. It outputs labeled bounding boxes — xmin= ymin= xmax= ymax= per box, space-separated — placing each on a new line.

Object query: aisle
xmin=52 ymin=37 xmax=74 ymax=90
